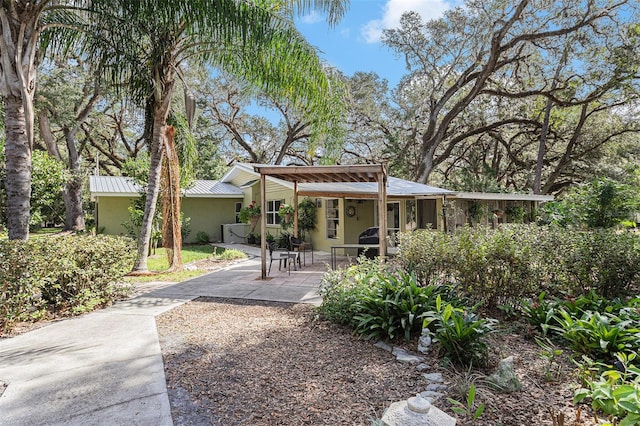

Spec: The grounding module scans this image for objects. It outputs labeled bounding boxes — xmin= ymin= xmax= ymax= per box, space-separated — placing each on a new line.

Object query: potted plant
xmin=278 ymin=203 xmax=295 ymax=230
xmin=239 ymin=201 xmax=261 ymax=235
xmin=297 ymin=198 xmax=318 ymax=241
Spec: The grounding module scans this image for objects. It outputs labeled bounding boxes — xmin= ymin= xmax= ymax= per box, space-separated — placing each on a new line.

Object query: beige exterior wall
xmin=182 ymin=197 xmax=240 ymax=242
xmin=96 ymin=196 xmax=242 ymax=243
xmin=96 ymin=196 xmax=138 ymax=236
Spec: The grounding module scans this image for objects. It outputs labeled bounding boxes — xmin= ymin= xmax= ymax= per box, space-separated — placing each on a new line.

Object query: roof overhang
xmin=448 ymin=192 xmax=554 ymax=202
xmin=253 ymin=164 xmax=386 ymax=184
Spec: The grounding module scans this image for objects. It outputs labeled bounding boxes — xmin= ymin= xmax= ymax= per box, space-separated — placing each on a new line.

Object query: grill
xmin=358 ymin=227 xmax=379 ymax=258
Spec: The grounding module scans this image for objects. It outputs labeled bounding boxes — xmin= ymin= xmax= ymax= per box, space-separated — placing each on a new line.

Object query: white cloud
xmin=301 ymin=10 xmax=323 ymax=24
xmin=362 ymin=0 xmax=451 ymax=43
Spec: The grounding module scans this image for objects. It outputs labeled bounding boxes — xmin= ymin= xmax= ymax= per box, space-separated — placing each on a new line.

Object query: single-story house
xmin=89 ymin=163 xmax=553 ymax=252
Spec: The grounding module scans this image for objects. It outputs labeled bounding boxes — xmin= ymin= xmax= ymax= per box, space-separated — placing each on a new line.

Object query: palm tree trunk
xmin=131 ymin=109 xmax=166 ymax=272
xmin=161 ymin=125 xmax=183 ymax=272
xmin=3 ymin=94 xmax=32 ymax=240
xmin=132 ymin=67 xmax=176 ymax=272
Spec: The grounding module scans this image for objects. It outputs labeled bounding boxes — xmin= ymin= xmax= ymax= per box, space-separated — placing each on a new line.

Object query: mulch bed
xmin=157 ymin=298 xmax=601 ymax=425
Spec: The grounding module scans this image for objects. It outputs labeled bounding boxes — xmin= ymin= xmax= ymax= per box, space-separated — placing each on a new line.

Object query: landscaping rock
xmin=381 ymin=394 xmax=456 ymax=426
xmin=425 ymin=383 xmax=447 ymax=392
xmin=417 ymin=331 xmax=432 ymax=354
xmin=392 ymin=347 xmax=425 ymax=364
xmin=415 ymin=363 xmax=431 ymax=372
xmin=422 ymin=372 xmax=444 ymax=383
xmin=374 ymin=341 xmax=393 ymax=352
xmin=487 ymin=356 xmax=522 ymax=393
xmin=419 ymin=390 xmax=445 ymax=402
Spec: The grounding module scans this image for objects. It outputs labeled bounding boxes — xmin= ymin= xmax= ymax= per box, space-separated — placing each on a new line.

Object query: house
xmin=89 ymin=163 xmax=553 ymax=252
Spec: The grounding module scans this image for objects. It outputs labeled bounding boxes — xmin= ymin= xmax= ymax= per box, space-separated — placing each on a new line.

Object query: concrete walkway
xmin=0 ymin=247 xmax=333 ymax=425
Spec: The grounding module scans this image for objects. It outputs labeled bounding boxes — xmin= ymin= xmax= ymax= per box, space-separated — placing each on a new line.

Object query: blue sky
xmin=296 ymin=0 xmax=453 ymax=87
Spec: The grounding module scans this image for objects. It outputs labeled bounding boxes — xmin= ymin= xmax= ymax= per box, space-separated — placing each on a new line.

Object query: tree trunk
xmin=131 ymin=106 xmax=166 ymax=272
xmin=3 ymin=94 xmax=32 ymax=240
xmin=132 ymin=64 xmax=177 ymax=272
xmin=161 ymin=126 xmax=183 ymax=272
xmin=62 ymin=128 xmax=85 ymax=231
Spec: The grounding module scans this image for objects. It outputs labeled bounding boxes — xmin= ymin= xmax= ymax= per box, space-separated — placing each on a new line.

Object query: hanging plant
xmin=278 ymin=204 xmax=295 ymax=230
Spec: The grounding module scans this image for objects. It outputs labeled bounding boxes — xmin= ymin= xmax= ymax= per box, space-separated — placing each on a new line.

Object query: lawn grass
xmin=127 ymin=245 xmax=247 ymax=284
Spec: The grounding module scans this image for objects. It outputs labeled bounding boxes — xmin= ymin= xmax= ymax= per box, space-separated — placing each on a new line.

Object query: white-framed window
xmin=405 ymin=200 xmax=417 ymax=231
xmin=266 ymin=199 xmax=284 ymax=225
xmin=326 ymin=198 xmax=339 ymax=239
xmin=235 ymin=202 xmax=242 ymax=223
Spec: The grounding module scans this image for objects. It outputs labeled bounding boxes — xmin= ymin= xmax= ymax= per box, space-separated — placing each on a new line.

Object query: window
xmin=235 ymin=202 xmax=242 ymax=223
xmin=326 ymin=198 xmax=339 ymax=239
xmin=405 ymin=200 xmax=417 ymax=231
xmin=266 ymin=199 xmax=284 ymax=225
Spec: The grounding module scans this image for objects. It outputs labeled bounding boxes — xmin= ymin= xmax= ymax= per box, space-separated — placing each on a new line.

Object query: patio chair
xmin=268 ymin=242 xmax=299 ymax=275
xmin=289 ymin=235 xmax=312 ymax=266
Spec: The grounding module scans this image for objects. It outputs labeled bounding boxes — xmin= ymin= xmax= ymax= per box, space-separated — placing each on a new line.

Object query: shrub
xmin=554 ymin=308 xmax=640 ymax=362
xmin=0 ymin=235 xmax=136 ymax=331
xmin=318 ymin=257 xmax=390 ymax=326
xmin=38 ymin=235 xmax=136 ymax=312
xmin=423 ymin=295 xmax=498 ymax=367
xmin=352 ymin=270 xmax=441 ymax=342
xmin=574 ymin=352 xmax=640 ymax=426
xmin=195 ymin=231 xmax=210 ymax=244
xmin=0 ymin=240 xmax=46 ymax=331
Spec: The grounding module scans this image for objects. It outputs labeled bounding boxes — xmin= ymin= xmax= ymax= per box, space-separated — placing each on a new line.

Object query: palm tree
xmin=86 ymin=0 xmax=348 ymax=272
xmin=0 ymin=1 xmax=86 ymax=240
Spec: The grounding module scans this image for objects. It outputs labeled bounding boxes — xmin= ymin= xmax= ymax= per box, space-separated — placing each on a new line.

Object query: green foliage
xmin=238 ymin=201 xmax=261 ymax=223
xmin=520 ymin=292 xmax=561 ymax=336
xmin=542 ymin=177 xmax=640 ymax=229
xmin=318 ymin=257 xmax=390 ymax=326
xmin=535 ymin=336 xmax=564 ymax=382
xmin=0 ymin=235 xmax=136 ymax=331
xmin=30 ymin=150 xmax=70 ymax=228
xmin=574 ymin=353 xmax=640 ymax=426
xmin=213 ymin=247 xmax=246 ymax=261
xmin=275 ymin=231 xmax=291 ymax=250
xmin=554 ymin=309 xmax=640 ymax=362
xmin=277 ymin=203 xmax=295 ymax=230
xmin=195 ymin=231 xmax=210 ymax=244
xmin=395 ymin=225 xmax=640 ymax=309
xmin=423 ymin=295 xmax=498 ymax=367
xmin=447 ymin=383 xmax=485 ymax=420
xmin=297 ymin=198 xmax=318 ymax=239
xmin=36 ymin=235 xmax=136 ymax=313
xmin=352 ymin=270 xmax=439 ymax=342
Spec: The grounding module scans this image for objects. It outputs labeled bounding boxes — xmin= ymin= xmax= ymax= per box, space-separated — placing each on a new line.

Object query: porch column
xmin=260 ymin=173 xmax=267 ymax=279
xmin=377 ymin=170 xmax=387 ymax=259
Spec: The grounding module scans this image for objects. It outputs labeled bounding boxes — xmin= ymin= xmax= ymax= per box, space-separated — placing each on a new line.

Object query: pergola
xmin=254 ymin=164 xmax=388 ymax=279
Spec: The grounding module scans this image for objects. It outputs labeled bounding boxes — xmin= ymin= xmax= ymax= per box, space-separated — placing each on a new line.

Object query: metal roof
xmin=449 ymin=192 xmax=554 ymax=202
xmin=298 ymin=177 xmax=453 ymax=198
xmin=89 ymin=176 xmax=244 ymax=198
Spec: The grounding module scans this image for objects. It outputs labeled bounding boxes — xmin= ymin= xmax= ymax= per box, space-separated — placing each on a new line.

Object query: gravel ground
xmin=157 ymin=298 xmax=602 ymax=426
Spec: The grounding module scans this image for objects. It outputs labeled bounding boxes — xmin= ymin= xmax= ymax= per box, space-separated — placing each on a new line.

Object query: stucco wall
xmin=96 ymin=196 xmax=137 ymax=236
xmin=182 ymin=197 xmax=240 ymax=243
xmin=96 ymin=196 xmax=242 ymax=243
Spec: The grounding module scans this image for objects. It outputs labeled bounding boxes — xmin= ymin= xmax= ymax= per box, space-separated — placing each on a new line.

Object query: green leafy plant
xmin=574 ymin=352 xmax=640 ymax=426
xmin=423 ymin=295 xmax=498 ymax=366
xmin=353 ymin=270 xmax=438 ymax=342
xmin=297 ymin=198 xmax=318 ymax=240
xmin=535 ymin=336 xmax=564 ymax=381
xmin=554 ymin=309 xmax=640 ymax=362
xmin=448 ymin=383 xmax=485 ymax=420
xmin=520 ymin=292 xmax=561 ymax=336
xmin=195 ymin=231 xmax=210 ymax=244
xmin=277 ymin=203 xmax=295 ymax=230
